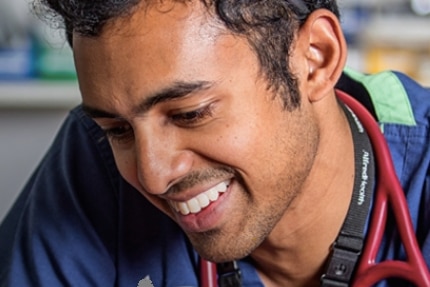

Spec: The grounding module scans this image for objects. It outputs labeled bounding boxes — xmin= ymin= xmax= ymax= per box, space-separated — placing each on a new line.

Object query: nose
xmin=134 ymin=124 xmax=194 ymax=195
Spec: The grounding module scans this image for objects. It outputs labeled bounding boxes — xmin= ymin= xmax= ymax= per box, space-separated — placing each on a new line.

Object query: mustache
xmin=167 ymin=166 xmax=236 ymax=195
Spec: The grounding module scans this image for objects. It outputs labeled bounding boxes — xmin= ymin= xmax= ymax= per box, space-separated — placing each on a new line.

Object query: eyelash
xmin=103 ymin=105 xmax=214 ymax=144
xmin=169 ymin=105 xmax=213 ymax=126
xmin=103 ymin=124 xmax=134 ymax=144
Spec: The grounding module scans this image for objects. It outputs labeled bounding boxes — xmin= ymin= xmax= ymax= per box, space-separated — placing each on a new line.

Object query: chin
xmin=197 ymin=247 xmax=254 ymax=263
xmin=187 ymin=230 xmax=264 ymax=263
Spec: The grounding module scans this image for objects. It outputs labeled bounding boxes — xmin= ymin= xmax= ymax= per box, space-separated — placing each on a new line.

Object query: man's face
xmin=74 ymin=1 xmax=320 ymax=262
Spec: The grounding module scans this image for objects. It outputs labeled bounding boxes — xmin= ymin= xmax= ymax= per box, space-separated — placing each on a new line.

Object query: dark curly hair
xmin=33 ymin=0 xmax=340 ymax=109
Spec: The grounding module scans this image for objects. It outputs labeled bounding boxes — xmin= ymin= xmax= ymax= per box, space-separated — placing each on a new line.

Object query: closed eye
xmin=169 ymin=104 xmax=214 ymax=127
xmin=103 ymin=123 xmax=134 ymax=144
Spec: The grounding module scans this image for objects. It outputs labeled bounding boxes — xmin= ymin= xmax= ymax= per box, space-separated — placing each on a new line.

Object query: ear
xmin=292 ymin=10 xmax=347 ymax=103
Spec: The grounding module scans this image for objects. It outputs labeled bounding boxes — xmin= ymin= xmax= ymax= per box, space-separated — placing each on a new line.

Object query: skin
xmin=73 ymin=1 xmax=351 ymax=286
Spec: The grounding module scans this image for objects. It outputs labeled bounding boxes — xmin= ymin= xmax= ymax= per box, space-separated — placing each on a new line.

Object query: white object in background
xmin=411 ymin=0 xmax=430 ymax=15
xmin=0 ymin=0 xmax=30 ymax=47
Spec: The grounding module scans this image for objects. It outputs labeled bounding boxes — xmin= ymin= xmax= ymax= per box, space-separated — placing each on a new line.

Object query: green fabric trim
xmin=343 ymin=68 xmax=416 ymax=126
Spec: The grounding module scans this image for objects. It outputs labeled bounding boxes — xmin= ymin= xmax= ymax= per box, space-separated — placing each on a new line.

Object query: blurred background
xmin=0 ymin=0 xmax=430 ymax=221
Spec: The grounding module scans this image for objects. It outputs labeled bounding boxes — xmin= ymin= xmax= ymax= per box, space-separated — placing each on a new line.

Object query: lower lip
xmin=174 ymin=182 xmax=233 ymax=233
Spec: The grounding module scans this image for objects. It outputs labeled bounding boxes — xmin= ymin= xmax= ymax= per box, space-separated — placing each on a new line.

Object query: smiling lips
xmin=169 ymin=180 xmax=231 ymax=215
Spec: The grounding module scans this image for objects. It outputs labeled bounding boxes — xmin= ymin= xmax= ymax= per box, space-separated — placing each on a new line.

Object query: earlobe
xmin=296 ymin=10 xmax=347 ymax=103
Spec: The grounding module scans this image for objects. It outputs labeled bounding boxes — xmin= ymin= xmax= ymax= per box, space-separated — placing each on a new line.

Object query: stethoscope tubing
xmin=200 ymin=258 xmax=217 ymax=287
xmin=337 ymin=90 xmax=430 ymax=287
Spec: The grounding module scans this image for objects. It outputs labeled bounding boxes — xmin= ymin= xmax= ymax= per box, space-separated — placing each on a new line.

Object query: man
xmin=0 ymin=1 xmax=429 ymax=286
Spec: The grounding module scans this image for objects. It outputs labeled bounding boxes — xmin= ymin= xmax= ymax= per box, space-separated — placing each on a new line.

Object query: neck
xmin=251 ymin=96 xmax=355 ymax=287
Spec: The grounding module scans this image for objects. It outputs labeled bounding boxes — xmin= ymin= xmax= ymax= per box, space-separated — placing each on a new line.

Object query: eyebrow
xmin=82 ymin=80 xmax=213 ymax=119
xmin=81 ymin=105 xmax=119 ymax=119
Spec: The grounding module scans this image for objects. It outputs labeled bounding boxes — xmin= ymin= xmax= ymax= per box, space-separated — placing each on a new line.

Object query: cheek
xmin=191 ymin=118 xmax=268 ymax=174
xmin=111 ymin=148 xmax=137 ymax=184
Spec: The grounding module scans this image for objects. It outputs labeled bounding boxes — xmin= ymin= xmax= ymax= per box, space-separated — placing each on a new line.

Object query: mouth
xmin=168 ymin=179 xmax=231 ymax=216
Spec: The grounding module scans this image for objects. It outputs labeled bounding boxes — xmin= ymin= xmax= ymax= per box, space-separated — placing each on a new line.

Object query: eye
xmin=169 ymin=105 xmax=213 ymax=127
xmin=103 ymin=123 xmax=134 ymax=144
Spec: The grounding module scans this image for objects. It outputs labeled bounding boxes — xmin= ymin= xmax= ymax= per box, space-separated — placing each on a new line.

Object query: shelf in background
xmin=0 ymin=81 xmax=81 ymax=109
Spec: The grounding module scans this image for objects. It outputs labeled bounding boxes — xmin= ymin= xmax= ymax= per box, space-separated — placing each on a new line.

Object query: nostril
xmin=136 ymin=149 xmax=195 ymax=195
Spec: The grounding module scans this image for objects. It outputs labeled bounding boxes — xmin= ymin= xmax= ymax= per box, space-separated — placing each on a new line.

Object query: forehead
xmin=73 ymin=1 xmax=220 ymax=52
xmin=72 ymin=1 xmax=258 ymax=112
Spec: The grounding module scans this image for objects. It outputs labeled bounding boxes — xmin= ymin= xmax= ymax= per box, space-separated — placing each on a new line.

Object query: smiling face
xmin=74 ymin=1 xmax=320 ymax=262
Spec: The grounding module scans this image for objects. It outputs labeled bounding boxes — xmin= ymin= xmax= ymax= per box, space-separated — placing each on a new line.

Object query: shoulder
xmin=339 ymin=69 xmax=430 ymax=275
xmin=340 ymin=68 xmax=430 ymax=127
xmin=338 ymin=69 xmax=430 ymax=176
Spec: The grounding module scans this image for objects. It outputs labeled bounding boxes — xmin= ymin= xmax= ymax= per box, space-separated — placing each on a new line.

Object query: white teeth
xmin=196 ymin=193 xmax=210 ymax=208
xmin=207 ymin=188 xmax=219 ymax=201
xmin=177 ymin=202 xmax=190 ymax=215
xmin=170 ymin=180 xmax=230 ymax=215
xmin=216 ymin=181 xmax=228 ymax=193
xmin=187 ymin=198 xmax=201 ymax=213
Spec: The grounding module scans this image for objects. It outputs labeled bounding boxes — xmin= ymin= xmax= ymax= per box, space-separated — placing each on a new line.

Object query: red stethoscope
xmin=198 ymin=90 xmax=430 ymax=287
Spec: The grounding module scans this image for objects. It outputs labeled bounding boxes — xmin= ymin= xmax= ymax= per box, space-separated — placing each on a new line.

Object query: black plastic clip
xmin=217 ymin=261 xmax=242 ymax=287
xmin=321 ymin=240 xmax=362 ymax=287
